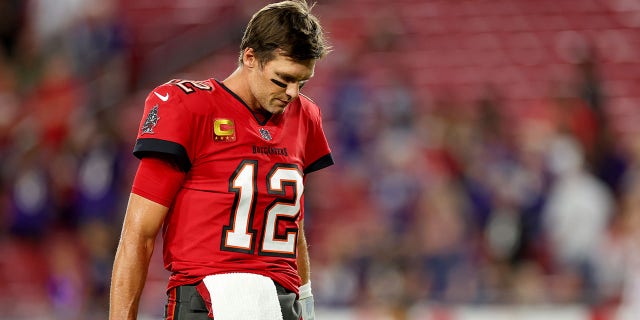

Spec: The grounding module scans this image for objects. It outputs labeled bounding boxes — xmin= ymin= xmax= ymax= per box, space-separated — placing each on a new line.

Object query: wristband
xmin=299 ymin=281 xmax=313 ymax=299
xmin=298 ymin=282 xmax=315 ymax=320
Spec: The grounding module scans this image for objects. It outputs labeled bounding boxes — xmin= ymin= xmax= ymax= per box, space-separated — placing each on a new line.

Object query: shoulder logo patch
xmin=141 ymin=105 xmax=160 ymax=135
xmin=213 ymin=118 xmax=236 ymax=142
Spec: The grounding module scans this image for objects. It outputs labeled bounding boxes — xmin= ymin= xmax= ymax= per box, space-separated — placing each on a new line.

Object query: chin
xmin=268 ymin=104 xmax=287 ymax=114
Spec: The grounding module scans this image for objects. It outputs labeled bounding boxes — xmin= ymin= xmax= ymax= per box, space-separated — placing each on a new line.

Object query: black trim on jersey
xmin=133 ymin=138 xmax=192 ymax=172
xmin=216 ymin=80 xmax=272 ymax=126
xmin=304 ymin=153 xmax=334 ymax=174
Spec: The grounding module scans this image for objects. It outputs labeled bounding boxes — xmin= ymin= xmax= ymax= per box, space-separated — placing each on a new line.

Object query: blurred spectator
xmin=543 ymin=134 xmax=614 ymax=304
xmin=0 ymin=0 xmax=27 ymax=60
xmin=414 ymin=180 xmax=474 ymax=303
xmin=328 ymin=50 xmax=373 ymax=166
xmin=5 ymin=147 xmax=54 ymax=239
xmin=22 ymin=49 xmax=85 ymax=150
xmin=46 ymin=231 xmax=88 ymax=319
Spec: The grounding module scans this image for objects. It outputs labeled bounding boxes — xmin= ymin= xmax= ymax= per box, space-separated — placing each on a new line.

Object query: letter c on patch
xmin=213 ymin=118 xmax=236 ymax=142
xmin=214 ymin=119 xmax=234 ymax=136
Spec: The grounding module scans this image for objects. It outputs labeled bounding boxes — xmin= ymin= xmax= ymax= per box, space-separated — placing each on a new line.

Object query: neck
xmin=222 ymin=67 xmax=260 ymax=112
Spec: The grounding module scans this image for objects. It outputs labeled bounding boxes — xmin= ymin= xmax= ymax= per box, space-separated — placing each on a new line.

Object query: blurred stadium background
xmin=1 ymin=0 xmax=640 ymax=319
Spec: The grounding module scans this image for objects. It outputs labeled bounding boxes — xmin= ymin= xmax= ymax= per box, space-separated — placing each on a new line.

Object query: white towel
xmin=202 ymin=273 xmax=283 ymax=320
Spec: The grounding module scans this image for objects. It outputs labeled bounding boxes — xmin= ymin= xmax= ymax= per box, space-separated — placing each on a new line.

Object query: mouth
xmin=275 ymin=98 xmax=289 ymax=107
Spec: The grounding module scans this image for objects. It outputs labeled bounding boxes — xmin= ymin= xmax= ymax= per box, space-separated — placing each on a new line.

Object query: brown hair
xmin=239 ymin=0 xmax=330 ymax=66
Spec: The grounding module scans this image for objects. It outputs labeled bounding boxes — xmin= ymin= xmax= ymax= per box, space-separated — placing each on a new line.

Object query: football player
xmin=109 ymin=1 xmax=332 ymax=319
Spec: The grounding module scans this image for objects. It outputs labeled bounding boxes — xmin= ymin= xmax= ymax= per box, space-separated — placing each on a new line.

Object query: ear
xmin=242 ymin=48 xmax=257 ymax=68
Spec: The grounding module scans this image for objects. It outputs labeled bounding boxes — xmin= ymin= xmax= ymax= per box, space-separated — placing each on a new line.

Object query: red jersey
xmin=133 ymin=79 xmax=333 ymax=294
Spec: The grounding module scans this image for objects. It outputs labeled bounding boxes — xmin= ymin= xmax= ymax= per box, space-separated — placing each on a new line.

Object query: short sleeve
xmin=303 ymin=106 xmax=334 ymax=174
xmin=133 ymin=84 xmax=195 ymax=172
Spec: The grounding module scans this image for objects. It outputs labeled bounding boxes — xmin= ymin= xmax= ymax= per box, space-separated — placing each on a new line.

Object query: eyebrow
xmin=275 ymin=72 xmax=311 ymax=83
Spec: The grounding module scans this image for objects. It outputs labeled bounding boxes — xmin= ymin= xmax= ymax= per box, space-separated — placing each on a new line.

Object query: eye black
xmin=271 ymin=79 xmax=287 ymax=88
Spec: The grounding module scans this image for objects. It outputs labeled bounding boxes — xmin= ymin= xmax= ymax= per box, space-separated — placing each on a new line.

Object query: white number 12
xmin=221 ymin=160 xmax=303 ymax=258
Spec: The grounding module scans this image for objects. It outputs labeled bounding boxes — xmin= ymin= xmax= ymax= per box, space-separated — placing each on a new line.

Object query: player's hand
xmin=299 ymin=282 xmax=314 ymax=320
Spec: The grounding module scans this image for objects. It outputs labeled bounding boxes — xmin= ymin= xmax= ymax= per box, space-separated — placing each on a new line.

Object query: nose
xmin=285 ymin=83 xmax=299 ymax=101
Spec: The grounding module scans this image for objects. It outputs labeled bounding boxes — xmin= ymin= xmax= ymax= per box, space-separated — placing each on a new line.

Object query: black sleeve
xmin=304 ymin=153 xmax=334 ymax=175
xmin=133 ymin=138 xmax=192 ymax=172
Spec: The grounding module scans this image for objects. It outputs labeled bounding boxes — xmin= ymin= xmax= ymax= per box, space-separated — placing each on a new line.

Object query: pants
xmin=164 ymin=281 xmax=301 ymax=320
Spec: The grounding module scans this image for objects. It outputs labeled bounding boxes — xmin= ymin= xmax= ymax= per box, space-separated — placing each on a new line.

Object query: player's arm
xmin=297 ymin=220 xmax=315 ymax=320
xmin=109 ymin=193 xmax=167 ymax=320
xmin=297 ymin=219 xmax=311 ymax=285
xmin=110 ymin=156 xmax=185 ymax=320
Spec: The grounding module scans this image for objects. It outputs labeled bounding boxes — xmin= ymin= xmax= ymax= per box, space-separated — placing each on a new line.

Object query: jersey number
xmin=169 ymin=79 xmax=212 ymax=93
xmin=221 ymin=160 xmax=303 ymax=258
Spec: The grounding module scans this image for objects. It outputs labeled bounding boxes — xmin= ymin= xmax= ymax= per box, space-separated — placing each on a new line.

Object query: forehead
xmin=264 ymin=53 xmax=315 ymax=80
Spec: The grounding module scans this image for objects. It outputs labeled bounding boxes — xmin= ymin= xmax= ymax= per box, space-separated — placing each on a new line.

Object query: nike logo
xmin=154 ymin=91 xmax=169 ymax=101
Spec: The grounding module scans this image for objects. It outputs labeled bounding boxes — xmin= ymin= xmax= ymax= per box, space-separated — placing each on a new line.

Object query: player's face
xmin=250 ymin=51 xmax=315 ymax=114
